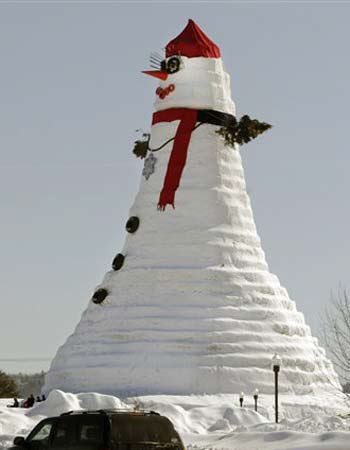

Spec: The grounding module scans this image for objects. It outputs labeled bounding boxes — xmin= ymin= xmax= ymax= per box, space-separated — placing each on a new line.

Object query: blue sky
xmin=0 ymin=1 xmax=349 ymax=373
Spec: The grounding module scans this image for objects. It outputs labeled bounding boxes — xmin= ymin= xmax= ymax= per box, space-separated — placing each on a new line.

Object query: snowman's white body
xmin=44 ymin=51 xmax=342 ymax=406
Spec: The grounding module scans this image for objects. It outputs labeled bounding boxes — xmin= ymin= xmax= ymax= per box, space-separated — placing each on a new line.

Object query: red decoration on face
xmin=166 ymin=19 xmax=221 ymax=59
xmin=156 ymin=84 xmax=175 ymax=99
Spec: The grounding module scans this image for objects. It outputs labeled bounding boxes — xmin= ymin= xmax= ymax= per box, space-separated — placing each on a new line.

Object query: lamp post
xmin=253 ymin=388 xmax=259 ymax=412
xmin=239 ymin=392 xmax=244 ymax=407
xmin=272 ymin=354 xmax=282 ymax=423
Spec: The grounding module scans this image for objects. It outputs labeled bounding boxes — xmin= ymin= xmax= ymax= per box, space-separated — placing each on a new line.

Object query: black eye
xmin=166 ymin=57 xmax=180 ymax=74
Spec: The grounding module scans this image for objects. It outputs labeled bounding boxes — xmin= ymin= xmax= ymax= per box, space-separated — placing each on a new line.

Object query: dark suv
xmin=12 ymin=410 xmax=185 ymax=450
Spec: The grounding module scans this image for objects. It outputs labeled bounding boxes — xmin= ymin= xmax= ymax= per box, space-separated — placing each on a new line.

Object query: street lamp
xmin=272 ymin=354 xmax=282 ymax=423
xmin=239 ymin=392 xmax=244 ymax=407
xmin=253 ymin=388 xmax=259 ymax=412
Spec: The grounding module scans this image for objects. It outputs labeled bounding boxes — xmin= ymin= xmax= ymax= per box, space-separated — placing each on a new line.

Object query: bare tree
xmin=321 ymin=288 xmax=350 ymax=386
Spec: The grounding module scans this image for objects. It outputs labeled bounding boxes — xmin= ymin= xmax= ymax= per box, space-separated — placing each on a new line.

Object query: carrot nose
xmin=142 ymin=70 xmax=168 ymax=81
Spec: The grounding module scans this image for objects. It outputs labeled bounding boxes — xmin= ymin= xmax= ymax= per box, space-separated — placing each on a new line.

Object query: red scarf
xmin=152 ymin=108 xmax=198 ymax=210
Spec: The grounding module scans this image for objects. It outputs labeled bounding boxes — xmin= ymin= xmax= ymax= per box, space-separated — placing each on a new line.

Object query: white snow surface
xmin=44 ymin=53 xmax=344 ymax=412
xmin=1 ymin=391 xmax=350 ymax=450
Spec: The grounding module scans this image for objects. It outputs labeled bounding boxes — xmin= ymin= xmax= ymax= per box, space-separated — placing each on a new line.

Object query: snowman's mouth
xmin=156 ymin=84 xmax=175 ymax=100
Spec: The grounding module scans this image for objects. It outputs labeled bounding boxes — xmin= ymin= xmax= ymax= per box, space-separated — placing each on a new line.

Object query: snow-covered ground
xmin=1 ymin=390 xmax=350 ymax=450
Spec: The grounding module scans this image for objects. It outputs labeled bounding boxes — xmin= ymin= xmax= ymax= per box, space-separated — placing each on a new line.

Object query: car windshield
xmin=27 ymin=420 xmax=55 ymax=443
xmin=111 ymin=415 xmax=180 ymax=444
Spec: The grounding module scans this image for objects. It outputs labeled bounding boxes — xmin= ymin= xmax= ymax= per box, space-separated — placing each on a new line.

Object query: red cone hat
xmin=165 ymin=19 xmax=221 ymax=59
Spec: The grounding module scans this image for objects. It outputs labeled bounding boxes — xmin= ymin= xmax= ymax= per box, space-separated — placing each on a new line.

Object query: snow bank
xmin=1 ymin=391 xmax=350 ymax=450
xmin=26 ymin=389 xmax=126 ymax=418
xmin=188 ymin=430 xmax=350 ymax=450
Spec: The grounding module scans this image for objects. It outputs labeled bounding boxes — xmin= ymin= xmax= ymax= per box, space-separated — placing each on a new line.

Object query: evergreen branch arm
xmin=132 ymin=133 xmax=151 ymax=159
xmin=132 ymin=123 xmax=203 ymax=158
xmin=216 ymin=115 xmax=272 ymax=148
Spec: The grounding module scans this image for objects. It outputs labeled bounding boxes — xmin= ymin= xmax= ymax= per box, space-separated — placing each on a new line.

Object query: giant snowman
xmin=44 ymin=20 xmax=342 ymax=406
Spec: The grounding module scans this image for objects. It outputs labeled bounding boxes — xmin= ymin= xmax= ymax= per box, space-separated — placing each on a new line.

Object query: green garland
xmin=133 ymin=133 xmax=150 ymax=159
xmin=216 ymin=115 xmax=272 ymax=147
xmin=132 ymin=115 xmax=272 ymax=159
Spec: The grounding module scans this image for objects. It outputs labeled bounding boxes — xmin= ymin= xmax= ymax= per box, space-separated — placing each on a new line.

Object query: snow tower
xmin=44 ymin=20 xmax=342 ymax=407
